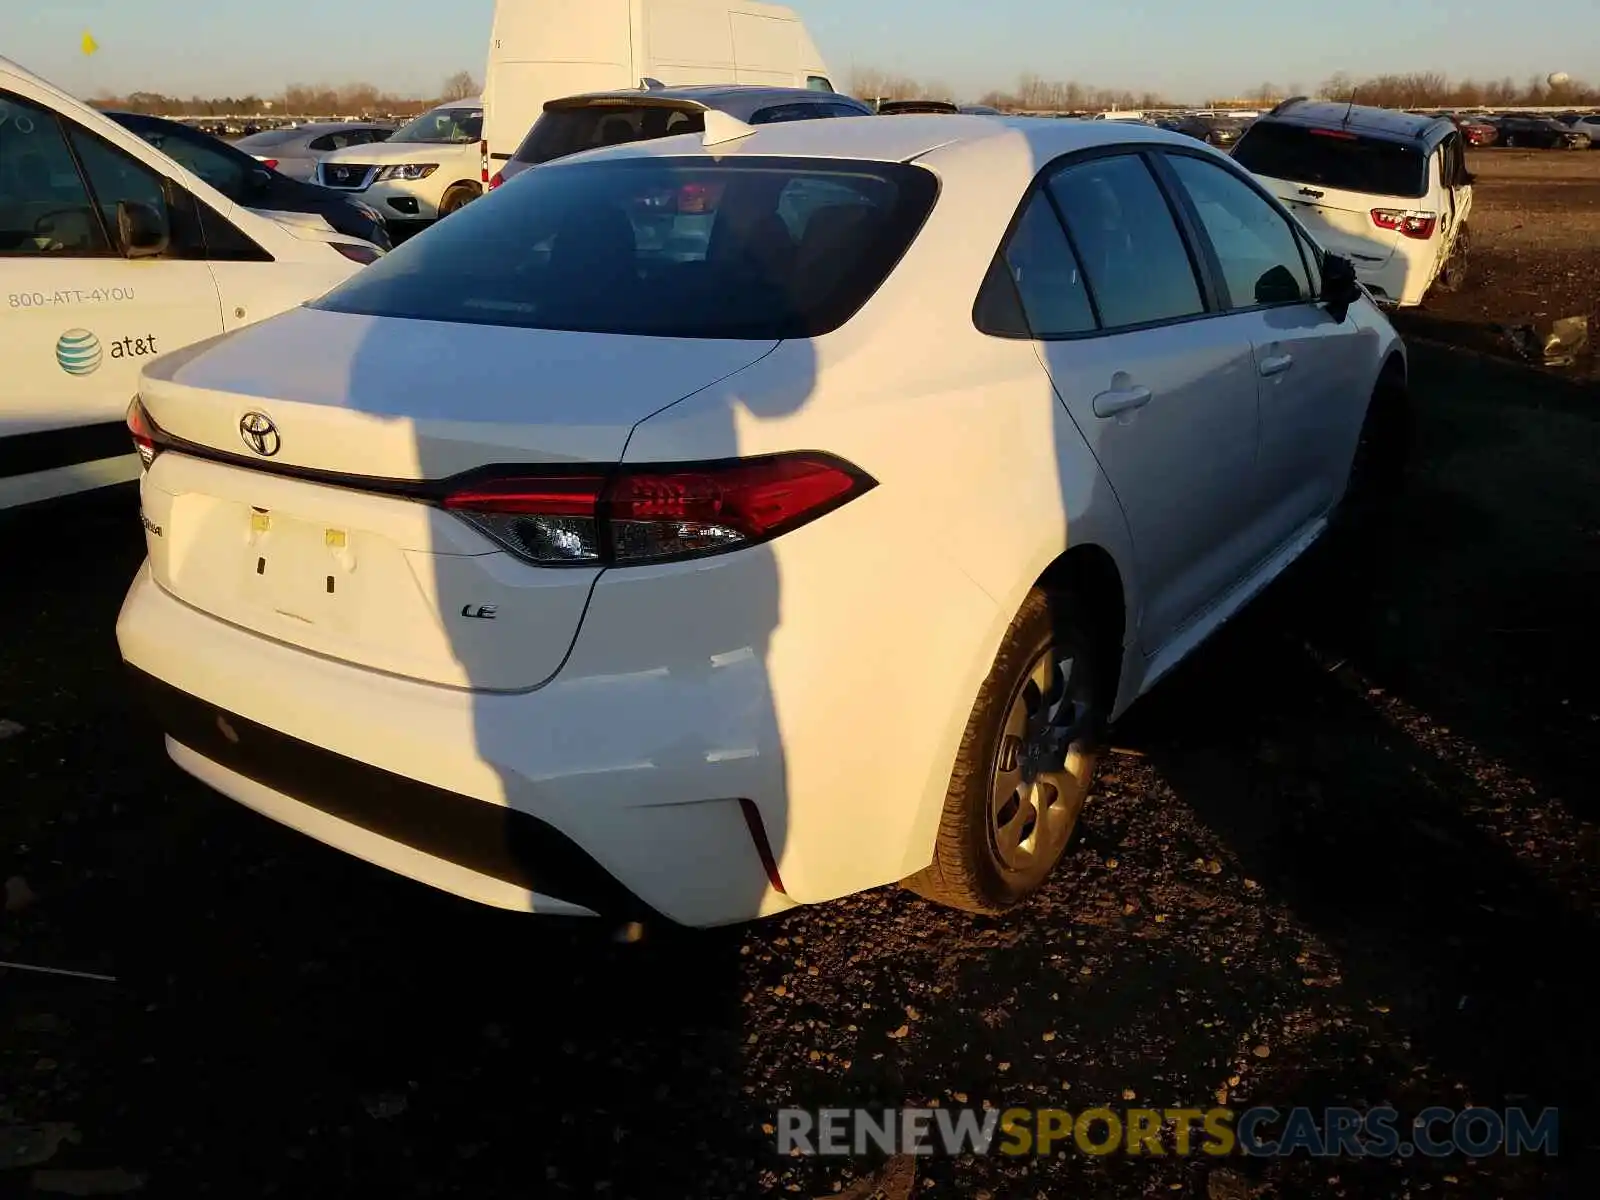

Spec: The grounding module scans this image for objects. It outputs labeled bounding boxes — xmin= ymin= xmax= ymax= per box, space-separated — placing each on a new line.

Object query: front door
xmin=1157 ymin=150 xmax=1369 ymax=545
xmin=1 ymin=90 xmax=223 ymax=507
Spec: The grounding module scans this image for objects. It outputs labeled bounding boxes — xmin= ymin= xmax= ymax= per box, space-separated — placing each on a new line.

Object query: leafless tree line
xmin=851 ymin=67 xmax=1600 ymax=111
xmin=90 ymin=71 xmax=479 ymax=118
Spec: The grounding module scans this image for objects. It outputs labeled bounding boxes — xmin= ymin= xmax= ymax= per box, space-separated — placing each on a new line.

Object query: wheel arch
xmin=1036 ymin=542 xmax=1130 ymax=718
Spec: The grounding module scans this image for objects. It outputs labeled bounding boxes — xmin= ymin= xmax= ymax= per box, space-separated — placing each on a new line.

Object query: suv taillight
xmin=259 ymin=158 xmax=279 ymax=171
xmin=442 ymin=453 xmax=875 ymax=567
xmin=480 ymin=138 xmax=489 ymax=184
xmin=1371 ymin=208 xmax=1438 ymax=240
xmin=488 ymin=169 xmax=505 ymax=190
xmin=126 ymin=397 xmax=162 ymax=469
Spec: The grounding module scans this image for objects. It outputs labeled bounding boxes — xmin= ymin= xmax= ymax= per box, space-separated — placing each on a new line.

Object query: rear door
xmin=1 ymin=89 xmax=223 ymax=507
xmin=1157 ymin=149 xmax=1369 ymax=545
xmin=1232 ymin=120 xmax=1427 ymax=275
xmin=1009 ymin=150 xmax=1267 ymax=651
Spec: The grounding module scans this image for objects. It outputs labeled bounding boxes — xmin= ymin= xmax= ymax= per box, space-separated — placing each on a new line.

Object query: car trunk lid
xmin=136 ymin=307 xmax=777 ymax=690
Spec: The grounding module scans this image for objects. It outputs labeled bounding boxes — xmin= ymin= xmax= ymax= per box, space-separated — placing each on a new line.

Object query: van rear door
xmin=731 ymin=11 xmax=800 ymax=85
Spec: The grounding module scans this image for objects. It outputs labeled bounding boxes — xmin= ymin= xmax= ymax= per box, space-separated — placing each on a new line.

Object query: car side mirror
xmin=117 ymin=199 xmax=170 ymax=259
xmin=1321 ymin=253 xmax=1361 ymax=322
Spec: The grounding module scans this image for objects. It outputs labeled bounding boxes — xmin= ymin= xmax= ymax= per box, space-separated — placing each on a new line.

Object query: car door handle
xmin=1092 ymin=386 xmax=1153 ymax=418
xmin=1258 ymin=354 xmax=1295 ymax=378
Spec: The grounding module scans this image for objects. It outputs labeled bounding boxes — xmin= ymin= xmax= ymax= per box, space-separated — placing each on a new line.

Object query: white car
xmin=0 ymin=57 xmax=382 ymax=512
xmin=117 ymin=114 xmax=1408 ymax=928
xmin=1232 ymin=100 xmax=1472 ymax=306
xmin=315 ymin=100 xmax=484 ymax=234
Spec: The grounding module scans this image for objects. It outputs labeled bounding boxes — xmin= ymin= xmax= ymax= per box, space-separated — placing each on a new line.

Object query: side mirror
xmin=1320 ymin=253 xmax=1361 ymax=322
xmin=117 ymin=199 xmax=170 ymax=259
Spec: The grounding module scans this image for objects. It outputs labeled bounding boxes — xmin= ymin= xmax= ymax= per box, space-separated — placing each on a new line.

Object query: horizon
xmin=13 ymin=0 xmax=1600 ymax=105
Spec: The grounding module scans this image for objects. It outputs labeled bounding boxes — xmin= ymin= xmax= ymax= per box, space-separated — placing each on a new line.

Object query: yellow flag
xmin=81 ymin=31 xmax=99 ymax=57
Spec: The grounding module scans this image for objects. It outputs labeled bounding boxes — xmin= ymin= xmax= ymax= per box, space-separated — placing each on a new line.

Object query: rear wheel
xmin=904 ymin=588 xmax=1106 ymax=915
xmin=437 ymin=184 xmax=481 ymax=218
xmin=1335 ymin=368 xmax=1412 ymax=535
xmin=1433 ymin=225 xmax=1470 ymax=293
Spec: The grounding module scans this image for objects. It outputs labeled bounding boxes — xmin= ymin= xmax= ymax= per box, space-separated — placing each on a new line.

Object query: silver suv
xmin=489 ymin=84 xmax=871 ymax=191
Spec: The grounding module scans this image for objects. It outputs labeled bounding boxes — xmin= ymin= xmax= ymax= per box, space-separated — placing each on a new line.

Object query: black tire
xmin=1334 ymin=368 xmax=1413 ymax=536
xmin=904 ymin=588 xmax=1106 ymax=915
xmin=437 ymin=184 xmax=481 ymax=218
xmin=1433 ymin=226 xmax=1470 ymax=293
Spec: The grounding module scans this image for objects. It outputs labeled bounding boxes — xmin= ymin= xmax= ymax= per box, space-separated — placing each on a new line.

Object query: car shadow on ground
xmin=1108 ymin=340 xmax=1599 ymax=1185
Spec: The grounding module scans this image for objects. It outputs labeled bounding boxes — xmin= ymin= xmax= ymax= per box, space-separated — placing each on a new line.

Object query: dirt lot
xmin=3 ymin=180 xmax=1599 ymax=1197
xmin=1393 ymin=149 xmax=1600 ymax=372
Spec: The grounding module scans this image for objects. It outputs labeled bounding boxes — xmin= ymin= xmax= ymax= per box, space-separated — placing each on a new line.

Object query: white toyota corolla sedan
xmin=116 ymin=113 xmax=1409 ymax=928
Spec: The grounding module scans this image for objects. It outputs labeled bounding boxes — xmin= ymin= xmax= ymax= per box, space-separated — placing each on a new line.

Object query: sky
xmin=11 ymin=0 xmax=1600 ymax=104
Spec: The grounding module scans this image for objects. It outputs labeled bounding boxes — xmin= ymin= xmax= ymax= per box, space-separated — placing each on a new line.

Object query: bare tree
xmin=441 ymin=70 xmax=479 ymax=102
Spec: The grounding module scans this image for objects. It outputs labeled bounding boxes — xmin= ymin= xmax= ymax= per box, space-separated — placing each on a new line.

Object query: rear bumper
xmin=116 ymin=565 xmax=797 ymax=927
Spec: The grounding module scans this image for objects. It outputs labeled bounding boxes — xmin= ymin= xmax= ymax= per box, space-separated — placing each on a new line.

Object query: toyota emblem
xmin=239 ymin=411 xmax=281 ymax=457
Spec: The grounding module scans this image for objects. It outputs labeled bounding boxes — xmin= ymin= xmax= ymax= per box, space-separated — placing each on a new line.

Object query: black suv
xmin=107 ymin=112 xmax=392 ymax=249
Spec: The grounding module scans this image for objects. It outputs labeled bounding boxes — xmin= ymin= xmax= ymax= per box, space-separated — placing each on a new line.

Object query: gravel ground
xmin=1392 ymin=148 xmax=1600 ymax=373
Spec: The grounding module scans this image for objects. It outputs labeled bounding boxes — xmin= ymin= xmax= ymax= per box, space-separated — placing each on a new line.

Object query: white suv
xmin=315 ymin=100 xmax=484 ymax=236
xmin=1232 ymin=100 xmax=1472 ymax=306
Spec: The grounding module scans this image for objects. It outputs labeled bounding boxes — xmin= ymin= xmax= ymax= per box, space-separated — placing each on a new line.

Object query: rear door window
xmin=1232 ymin=122 xmax=1427 ymax=199
xmin=0 ymin=92 xmax=110 ymax=256
xmin=311 ymin=156 xmax=938 ymax=339
xmin=975 ymin=190 xmax=1096 ymax=337
xmin=1047 ymin=154 xmax=1205 ymax=330
xmin=513 ymin=105 xmax=706 ymax=165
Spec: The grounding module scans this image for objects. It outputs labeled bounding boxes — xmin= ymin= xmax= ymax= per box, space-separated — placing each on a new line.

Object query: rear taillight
xmin=442 ymin=453 xmax=875 ymax=567
xmin=480 ymin=138 xmax=489 ymax=185
xmin=126 ymin=397 xmax=161 ymax=469
xmin=260 ymin=158 xmax=279 ymax=171
xmin=488 ymin=170 xmax=505 ymax=190
xmin=1371 ymin=209 xmax=1438 ymax=240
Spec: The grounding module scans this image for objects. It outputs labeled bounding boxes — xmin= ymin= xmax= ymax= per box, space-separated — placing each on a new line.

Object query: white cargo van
xmin=482 ymin=0 xmax=834 ymax=178
xmin=1 ymin=58 xmax=379 ymax=511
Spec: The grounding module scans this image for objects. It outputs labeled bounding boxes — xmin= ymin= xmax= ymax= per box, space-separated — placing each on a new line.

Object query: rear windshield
xmin=513 ymin=104 xmax=707 ymax=165
xmin=312 ymin=156 xmax=939 ymax=339
xmin=1233 ymin=121 xmax=1427 ymax=199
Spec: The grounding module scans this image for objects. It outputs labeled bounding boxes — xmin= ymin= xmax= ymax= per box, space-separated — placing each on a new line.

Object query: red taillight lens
xmin=677 ymin=182 xmax=724 ymax=213
xmin=1371 ymin=209 xmax=1438 ymax=240
xmin=126 ymin=396 xmax=161 ymax=469
xmin=441 ymin=453 xmax=873 ymax=567
xmin=480 ymin=138 xmax=489 ymax=184
xmin=260 ymin=158 xmax=279 ymax=171
xmin=488 ymin=170 xmax=505 ymax=190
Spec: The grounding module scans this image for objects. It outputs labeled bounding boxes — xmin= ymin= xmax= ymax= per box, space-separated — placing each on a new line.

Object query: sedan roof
xmin=558 ymin=111 xmax=1194 ymax=168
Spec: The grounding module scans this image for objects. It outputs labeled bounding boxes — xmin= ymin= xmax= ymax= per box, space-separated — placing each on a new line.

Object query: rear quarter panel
xmin=612 ymin=133 xmax=1141 ymax=901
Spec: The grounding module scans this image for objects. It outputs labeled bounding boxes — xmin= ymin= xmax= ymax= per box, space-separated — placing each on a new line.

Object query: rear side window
xmin=312 ymin=156 xmax=939 ymax=339
xmin=975 ymin=191 xmax=1095 ymax=337
xmin=1047 ymin=155 xmax=1205 ymax=330
xmin=806 ymin=76 xmax=834 ymax=93
xmin=1165 ymin=155 xmax=1311 ymax=308
xmin=1232 ymin=121 xmax=1427 ymax=199
xmin=751 ymin=102 xmax=849 ymax=126
xmin=513 ymin=105 xmax=707 ymax=165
